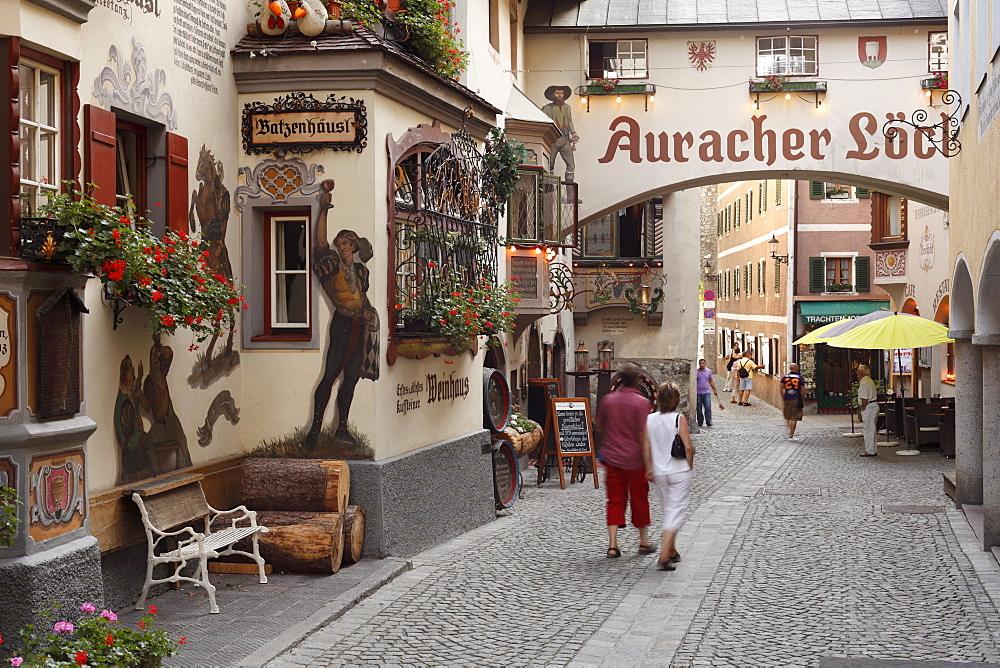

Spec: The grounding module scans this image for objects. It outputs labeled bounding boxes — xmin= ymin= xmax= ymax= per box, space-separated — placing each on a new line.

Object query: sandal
xmin=668 ymin=553 xmax=682 ymax=565
xmin=606 ymin=547 xmax=621 ymax=558
xmin=657 ymin=559 xmax=676 ymax=571
xmin=638 ymin=544 xmax=655 ymax=555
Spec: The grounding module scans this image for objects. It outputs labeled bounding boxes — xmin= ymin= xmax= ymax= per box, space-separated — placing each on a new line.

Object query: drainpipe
xmin=788 ymin=180 xmax=798 ymax=365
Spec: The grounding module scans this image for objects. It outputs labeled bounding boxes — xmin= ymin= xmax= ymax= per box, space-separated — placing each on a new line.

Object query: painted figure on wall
xmin=541 ymin=85 xmax=579 ymax=183
xmin=114 ymin=355 xmax=153 ymax=484
xmin=304 ymin=185 xmax=379 ymax=451
xmin=141 ymin=339 xmax=192 ymax=474
xmin=189 ymin=145 xmax=239 ymax=385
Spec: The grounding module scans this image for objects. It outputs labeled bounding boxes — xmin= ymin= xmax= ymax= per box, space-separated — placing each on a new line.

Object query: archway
xmin=976 ymin=234 xmax=1000 ymax=336
xmin=952 ymin=256 xmax=975 ymax=334
xmin=552 ymin=331 xmax=566 ymax=394
xmin=526 ymin=326 xmax=542 ymax=380
xmin=901 ymin=298 xmax=920 ymax=315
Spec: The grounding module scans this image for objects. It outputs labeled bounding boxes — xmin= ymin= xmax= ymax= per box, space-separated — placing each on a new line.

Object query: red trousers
xmin=604 ymin=464 xmax=650 ymax=528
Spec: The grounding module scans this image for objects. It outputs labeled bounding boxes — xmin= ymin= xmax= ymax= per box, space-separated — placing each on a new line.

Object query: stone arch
xmin=552 ymin=331 xmax=566 ymax=391
xmin=976 ymin=234 xmax=1000 ymax=336
xmin=526 ymin=325 xmax=542 ymax=379
xmin=901 ymin=298 xmax=919 ymax=315
xmin=934 ymin=296 xmax=950 ymax=325
xmin=952 ymin=254 xmax=975 ymax=335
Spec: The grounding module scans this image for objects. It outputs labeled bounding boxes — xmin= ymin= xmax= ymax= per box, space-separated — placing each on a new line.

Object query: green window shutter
xmin=774 ymin=260 xmax=781 ymax=293
xmin=809 ymin=257 xmax=825 ymax=293
xmin=856 ymin=187 xmax=871 ymax=198
xmin=717 ymin=212 xmax=722 ymax=237
xmin=855 ymin=256 xmax=871 ymax=292
xmin=747 ymin=191 xmax=753 ymax=220
xmin=775 ymin=180 xmax=781 ymax=207
xmin=735 ymin=203 xmax=740 ymax=228
xmin=762 ymin=181 xmax=767 ymax=211
xmin=810 ymin=181 xmax=824 ymax=199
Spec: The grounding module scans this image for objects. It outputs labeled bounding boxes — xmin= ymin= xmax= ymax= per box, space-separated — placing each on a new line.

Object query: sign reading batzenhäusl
xmin=243 ymin=92 xmax=367 ymax=155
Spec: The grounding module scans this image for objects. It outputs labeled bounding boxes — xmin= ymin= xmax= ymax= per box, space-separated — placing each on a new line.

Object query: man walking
xmin=780 ymin=363 xmax=805 ymax=440
xmin=736 ymin=350 xmax=765 ymax=406
xmin=856 ymin=365 xmax=879 ymax=457
xmin=695 ymin=358 xmax=724 ymax=427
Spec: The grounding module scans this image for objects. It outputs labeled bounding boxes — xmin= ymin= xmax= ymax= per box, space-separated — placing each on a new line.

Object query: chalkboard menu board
xmin=527 ymin=378 xmax=562 ymax=426
xmin=510 ymin=256 xmax=539 ymax=300
xmin=552 ymin=399 xmax=593 ymax=455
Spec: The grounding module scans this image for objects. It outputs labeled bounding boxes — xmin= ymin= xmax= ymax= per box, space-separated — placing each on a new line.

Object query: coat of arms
xmin=859 ymin=37 xmax=887 ymax=69
xmin=688 ymin=41 xmax=716 ymax=71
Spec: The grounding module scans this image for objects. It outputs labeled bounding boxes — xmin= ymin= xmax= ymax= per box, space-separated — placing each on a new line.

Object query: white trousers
xmin=653 ymin=470 xmax=692 ymax=532
xmin=862 ymin=402 xmax=879 ymax=454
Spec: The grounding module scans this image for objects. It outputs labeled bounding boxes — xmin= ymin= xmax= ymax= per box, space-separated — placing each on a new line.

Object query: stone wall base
xmin=348 ymin=430 xmax=495 ymax=558
xmin=0 ymin=536 xmax=104 ymax=651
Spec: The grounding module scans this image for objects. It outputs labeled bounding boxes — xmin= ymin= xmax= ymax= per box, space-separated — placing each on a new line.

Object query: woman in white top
xmin=643 ymin=381 xmax=694 ymax=571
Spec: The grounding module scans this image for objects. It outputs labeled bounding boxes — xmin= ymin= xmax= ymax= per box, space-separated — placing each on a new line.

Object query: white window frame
xmin=823 ymin=183 xmax=858 ymax=202
xmin=928 ymin=31 xmax=948 ymax=73
xmin=18 ymin=59 xmax=60 ymax=217
xmin=756 ymin=36 xmax=818 ymax=76
xmin=820 ymin=251 xmax=859 ymax=294
xmin=588 ymin=39 xmax=648 ymax=79
xmin=759 ymin=334 xmax=771 ymax=375
xmin=270 ymin=214 xmax=311 ymax=330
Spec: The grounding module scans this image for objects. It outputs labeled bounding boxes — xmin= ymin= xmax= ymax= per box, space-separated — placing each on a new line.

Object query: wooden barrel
xmin=491 ymin=438 xmax=520 ymax=510
xmin=483 ymin=368 xmax=511 ymax=433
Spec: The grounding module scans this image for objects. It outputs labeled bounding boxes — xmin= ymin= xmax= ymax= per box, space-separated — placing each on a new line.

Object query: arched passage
xmin=952 ymin=256 xmax=975 ymax=334
xmin=977 ymin=234 xmax=1000 ymax=336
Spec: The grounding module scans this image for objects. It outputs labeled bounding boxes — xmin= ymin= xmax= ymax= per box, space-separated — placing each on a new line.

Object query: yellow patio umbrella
xmin=792 ymin=317 xmax=853 ymax=345
xmin=792 ymin=309 xmax=894 ymax=346
xmin=820 ymin=312 xmax=953 ymax=350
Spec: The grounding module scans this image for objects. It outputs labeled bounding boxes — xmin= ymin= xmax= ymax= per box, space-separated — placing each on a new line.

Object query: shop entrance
xmin=814 ymin=345 xmax=881 ymax=413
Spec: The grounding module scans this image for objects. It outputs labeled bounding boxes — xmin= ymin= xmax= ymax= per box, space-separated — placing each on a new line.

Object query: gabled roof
xmin=525 ymin=0 xmax=947 ymax=29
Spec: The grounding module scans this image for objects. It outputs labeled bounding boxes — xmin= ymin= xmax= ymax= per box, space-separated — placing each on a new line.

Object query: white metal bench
xmin=130 ymin=473 xmax=268 ymax=614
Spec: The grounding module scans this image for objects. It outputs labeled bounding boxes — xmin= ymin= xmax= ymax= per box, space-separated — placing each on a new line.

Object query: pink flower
xmin=11 ymin=658 xmax=24 ymax=667
xmin=80 ymin=603 xmax=96 ymax=613
xmin=53 ymin=621 xmax=74 ymax=633
xmin=100 ymin=610 xmax=118 ymax=622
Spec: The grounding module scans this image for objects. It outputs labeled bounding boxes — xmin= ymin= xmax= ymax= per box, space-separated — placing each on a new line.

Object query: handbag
xmin=670 ymin=414 xmax=686 ymax=459
xmin=726 ymin=356 xmax=735 ymax=371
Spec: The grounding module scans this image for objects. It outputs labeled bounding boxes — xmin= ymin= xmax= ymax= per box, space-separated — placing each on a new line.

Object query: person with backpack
xmin=736 ymin=350 xmax=765 ymax=406
xmin=723 ymin=345 xmax=741 ymax=400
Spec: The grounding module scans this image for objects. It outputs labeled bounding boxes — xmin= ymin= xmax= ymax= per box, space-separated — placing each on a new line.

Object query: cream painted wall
xmin=524 ymin=26 xmax=950 ymax=223
xmin=8 ymin=2 xmax=83 ymax=59
xmin=949 ymin=0 xmax=1000 ymax=327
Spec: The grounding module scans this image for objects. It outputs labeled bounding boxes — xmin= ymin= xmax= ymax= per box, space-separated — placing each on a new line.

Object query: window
xmin=717 ymin=211 xmax=722 ymax=237
xmin=758 ymin=259 xmax=766 ymax=295
xmin=757 ymin=36 xmax=818 ymax=76
xmin=774 ymin=259 xmax=781 ymax=294
xmin=775 ymin=180 xmax=781 ymax=207
xmin=809 ymin=181 xmax=870 ymax=201
xmin=747 ymin=190 xmax=753 ymax=222
xmin=18 ymin=60 xmax=60 ymax=217
xmin=871 ymin=192 xmax=907 ymax=242
xmin=945 ymin=341 xmax=955 ymax=382
xmin=759 ymin=335 xmax=771 ymax=375
xmin=808 ymin=256 xmax=870 ymax=293
xmin=724 ymin=269 xmax=731 ymax=299
xmin=734 ymin=202 xmax=741 ymax=229
xmin=580 ymin=199 xmax=655 ymax=259
xmin=116 ymin=119 xmax=147 ymax=218
xmin=758 ymin=181 xmax=767 ymax=214
xmin=588 ymin=40 xmax=648 ymax=79
xmin=928 ymin=31 xmax=948 ymax=72
xmin=261 ymin=212 xmax=310 ymax=338
xmin=745 ymin=263 xmax=752 ymax=297
xmin=734 ymin=267 xmax=741 ymax=298
xmin=488 ymin=0 xmax=500 ymax=52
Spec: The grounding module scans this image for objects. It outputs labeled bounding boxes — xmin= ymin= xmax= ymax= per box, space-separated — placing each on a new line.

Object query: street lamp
xmin=768 ymin=234 xmax=790 ymax=264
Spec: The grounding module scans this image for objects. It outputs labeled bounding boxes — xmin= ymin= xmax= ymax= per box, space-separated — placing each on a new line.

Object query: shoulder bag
xmin=670 ymin=414 xmax=686 ymax=458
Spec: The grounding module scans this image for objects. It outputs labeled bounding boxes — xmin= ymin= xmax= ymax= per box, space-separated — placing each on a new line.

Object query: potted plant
xmin=0 ymin=485 xmax=19 ymax=548
xmin=593 ymin=77 xmax=619 ymax=91
xmin=826 ymin=282 xmax=854 ymax=292
xmin=750 ymin=74 xmax=789 ymax=92
xmin=4 ymin=603 xmax=183 ymax=666
xmin=502 ymin=405 xmax=543 ymax=456
xmin=825 ymin=187 xmax=851 ymax=199
xmin=39 ymin=186 xmax=246 ymax=343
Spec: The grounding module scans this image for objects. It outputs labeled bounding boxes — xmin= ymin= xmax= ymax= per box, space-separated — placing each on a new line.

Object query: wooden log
xmin=253 ymin=510 xmax=344 ymax=574
xmin=341 ymin=505 xmax=365 ymax=566
xmin=242 ymin=458 xmax=350 ymax=513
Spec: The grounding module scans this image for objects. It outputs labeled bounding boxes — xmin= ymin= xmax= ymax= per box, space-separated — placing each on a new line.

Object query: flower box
xmin=749 ymin=80 xmax=827 ymax=93
xmin=921 ymin=74 xmax=948 ymax=90
xmin=583 ymin=83 xmax=655 ymax=96
xmin=825 ymin=283 xmax=854 ymax=293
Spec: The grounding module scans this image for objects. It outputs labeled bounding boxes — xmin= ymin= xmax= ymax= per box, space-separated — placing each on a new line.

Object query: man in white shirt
xmin=856 ymin=365 xmax=879 ymax=457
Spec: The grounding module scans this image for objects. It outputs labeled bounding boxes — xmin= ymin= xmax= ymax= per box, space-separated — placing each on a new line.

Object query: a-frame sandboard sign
xmin=540 ymin=398 xmax=600 ymax=490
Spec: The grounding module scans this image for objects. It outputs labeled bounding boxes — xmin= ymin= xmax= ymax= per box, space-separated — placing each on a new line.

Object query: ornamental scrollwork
xmin=882 ymin=90 xmax=962 ymax=157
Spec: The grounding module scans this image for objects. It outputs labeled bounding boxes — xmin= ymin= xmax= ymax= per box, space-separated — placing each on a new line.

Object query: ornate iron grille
xmin=393 ymin=127 xmax=501 ymax=334
xmin=508 ymin=171 xmax=540 ymax=241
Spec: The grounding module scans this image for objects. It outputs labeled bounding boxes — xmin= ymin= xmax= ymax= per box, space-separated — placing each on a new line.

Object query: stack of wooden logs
xmin=239 ymin=458 xmax=365 ymax=574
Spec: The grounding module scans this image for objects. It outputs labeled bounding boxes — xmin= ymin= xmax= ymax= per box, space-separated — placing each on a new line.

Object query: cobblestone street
xmin=270 ymin=403 xmax=1000 ymax=667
